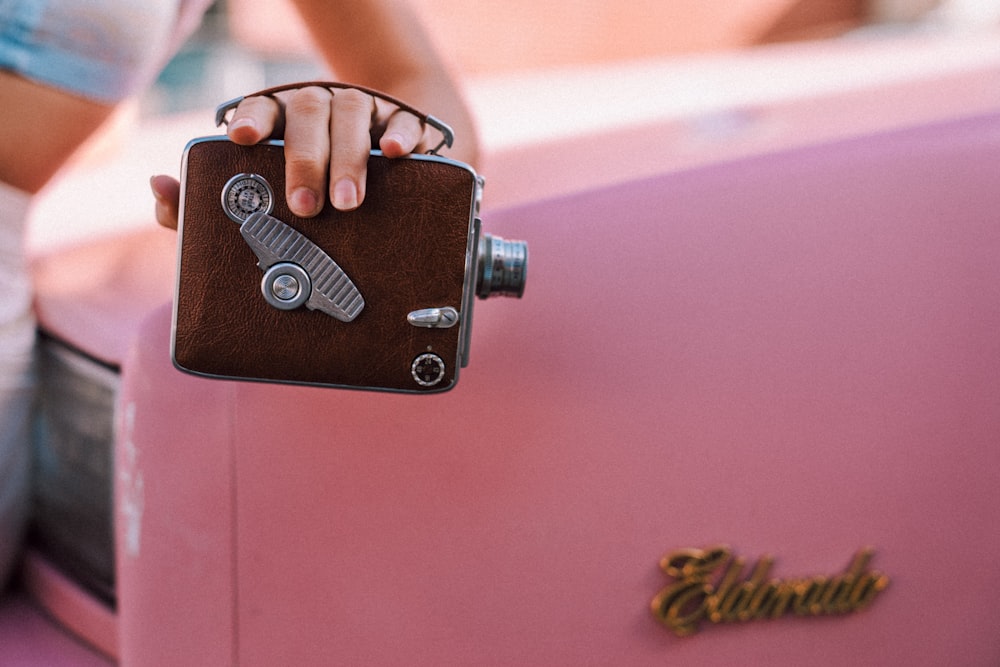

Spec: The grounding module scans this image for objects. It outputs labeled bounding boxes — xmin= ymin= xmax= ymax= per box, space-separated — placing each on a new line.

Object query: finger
xmin=282 ymin=86 xmax=333 ymax=217
xmin=379 ymin=109 xmax=424 ymax=158
xmin=329 ymin=88 xmax=376 ymax=212
xmin=227 ymin=95 xmax=282 ymax=145
xmin=150 ymin=174 xmax=180 ymax=230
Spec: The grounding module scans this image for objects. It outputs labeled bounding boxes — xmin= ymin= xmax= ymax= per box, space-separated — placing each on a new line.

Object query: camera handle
xmin=214 ymin=81 xmax=456 ymax=155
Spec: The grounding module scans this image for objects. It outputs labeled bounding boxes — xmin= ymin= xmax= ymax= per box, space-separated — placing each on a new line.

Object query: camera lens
xmin=476 ymin=234 xmax=527 ymax=299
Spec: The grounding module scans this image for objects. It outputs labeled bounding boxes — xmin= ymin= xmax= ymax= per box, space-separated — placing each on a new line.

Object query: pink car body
xmin=5 ymin=47 xmax=1000 ymax=666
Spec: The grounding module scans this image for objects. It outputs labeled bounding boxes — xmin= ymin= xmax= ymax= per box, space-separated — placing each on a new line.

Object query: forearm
xmin=288 ymin=0 xmax=479 ymax=165
xmin=0 ymin=72 xmax=116 ymax=193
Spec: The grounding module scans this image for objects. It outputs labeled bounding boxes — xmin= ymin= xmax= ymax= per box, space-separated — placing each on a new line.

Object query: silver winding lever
xmin=240 ymin=210 xmax=365 ymax=322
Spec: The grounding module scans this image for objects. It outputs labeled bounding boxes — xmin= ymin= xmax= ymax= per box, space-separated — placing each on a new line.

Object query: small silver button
xmin=407 ymin=307 xmax=459 ymax=329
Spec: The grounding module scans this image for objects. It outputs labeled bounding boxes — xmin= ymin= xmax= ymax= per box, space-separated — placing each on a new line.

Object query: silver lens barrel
xmin=476 ymin=234 xmax=528 ymax=299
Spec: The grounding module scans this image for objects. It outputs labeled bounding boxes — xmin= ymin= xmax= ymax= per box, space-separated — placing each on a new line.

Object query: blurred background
xmin=153 ymin=0 xmax=1000 ymax=148
xmin=28 ymin=0 xmax=1000 ymax=250
xmin=144 ymin=0 xmax=1000 ymax=113
xmin=147 ymin=0 xmax=1000 ymax=113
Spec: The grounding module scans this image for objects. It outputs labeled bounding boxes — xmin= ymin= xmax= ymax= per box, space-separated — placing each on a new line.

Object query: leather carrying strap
xmin=214 ymin=81 xmax=456 ymax=154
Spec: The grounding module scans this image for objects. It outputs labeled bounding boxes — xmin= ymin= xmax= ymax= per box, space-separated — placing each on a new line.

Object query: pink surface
xmin=32 ymin=226 xmax=177 ymax=366
xmin=116 ymin=112 xmax=1000 ymax=665
xmin=480 ymin=63 xmax=1000 ymax=210
xmin=0 ymin=594 xmax=113 ymax=666
xmin=19 ymin=551 xmax=118 ymax=659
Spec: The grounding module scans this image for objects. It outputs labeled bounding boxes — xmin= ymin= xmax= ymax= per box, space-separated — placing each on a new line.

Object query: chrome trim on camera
xmin=424 ymin=115 xmax=455 ymax=154
xmin=214 ymin=96 xmax=244 ymax=127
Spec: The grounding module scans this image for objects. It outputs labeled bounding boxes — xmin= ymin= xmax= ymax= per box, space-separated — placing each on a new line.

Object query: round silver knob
xmin=261 ymin=262 xmax=311 ymax=310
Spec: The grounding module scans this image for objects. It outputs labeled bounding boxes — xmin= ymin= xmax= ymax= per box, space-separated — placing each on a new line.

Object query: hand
xmin=151 ymin=85 xmax=433 ymax=230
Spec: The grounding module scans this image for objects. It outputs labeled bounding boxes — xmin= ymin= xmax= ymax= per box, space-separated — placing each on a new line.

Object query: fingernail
xmin=333 ymin=179 xmax=358 ymax=211
xmin=384 ymin=132 xmax=406 ymax=149
xmin=228 ymin=117 xmax=255 ymax=131
xmin=228 ymin=117 xmax=257 ymax=141
xmin=149 ymin=176 xmax=163 ymax=200
xmin=289 ymin=187 xmax=319 ymax=215
xmin=149 ymin=176 xmax=167 ymax=203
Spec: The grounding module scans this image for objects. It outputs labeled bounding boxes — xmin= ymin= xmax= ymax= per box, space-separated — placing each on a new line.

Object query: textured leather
xmin=172 ymin=138 xmax=477 ymax=392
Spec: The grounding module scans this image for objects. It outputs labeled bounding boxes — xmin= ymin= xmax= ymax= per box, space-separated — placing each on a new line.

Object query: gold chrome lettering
xmin=651 ymin=546 xmax=889 ymax=636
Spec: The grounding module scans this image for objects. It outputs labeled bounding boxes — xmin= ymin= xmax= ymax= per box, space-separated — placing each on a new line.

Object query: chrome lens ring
xmin=476 ymin=234 xmax=528 ymax=299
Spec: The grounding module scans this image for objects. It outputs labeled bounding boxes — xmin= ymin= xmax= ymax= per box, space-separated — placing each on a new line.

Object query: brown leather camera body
xmin=172 ymin=137 xmax=480 ymax=393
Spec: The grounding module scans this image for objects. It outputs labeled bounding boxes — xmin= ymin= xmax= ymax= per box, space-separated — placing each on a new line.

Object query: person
xmin=0 ymin=0 xmax=479 ymax=591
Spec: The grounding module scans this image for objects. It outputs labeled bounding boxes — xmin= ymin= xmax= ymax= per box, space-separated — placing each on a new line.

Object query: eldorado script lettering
xmin=651 ymin=546 xmax=889 ymax=636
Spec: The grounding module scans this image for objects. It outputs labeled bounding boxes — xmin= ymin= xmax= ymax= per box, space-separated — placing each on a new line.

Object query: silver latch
xmin=407 ymin=307 xmax=459 ymax=329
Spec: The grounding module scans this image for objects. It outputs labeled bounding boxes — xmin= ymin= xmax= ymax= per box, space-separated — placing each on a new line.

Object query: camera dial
xmin=411 ymin=353 xmax=446 ymax=387
xmin=222 ymin=173 xmax=274 ymax=223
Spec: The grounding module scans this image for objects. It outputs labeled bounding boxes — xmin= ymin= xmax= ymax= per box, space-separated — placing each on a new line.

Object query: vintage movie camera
xmin=171 ymin=83 xmax=527 ymax=393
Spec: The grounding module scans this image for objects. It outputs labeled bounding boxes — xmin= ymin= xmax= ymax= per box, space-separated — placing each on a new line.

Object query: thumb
xmin=149 ymin=174 xmax=180 ymax=230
